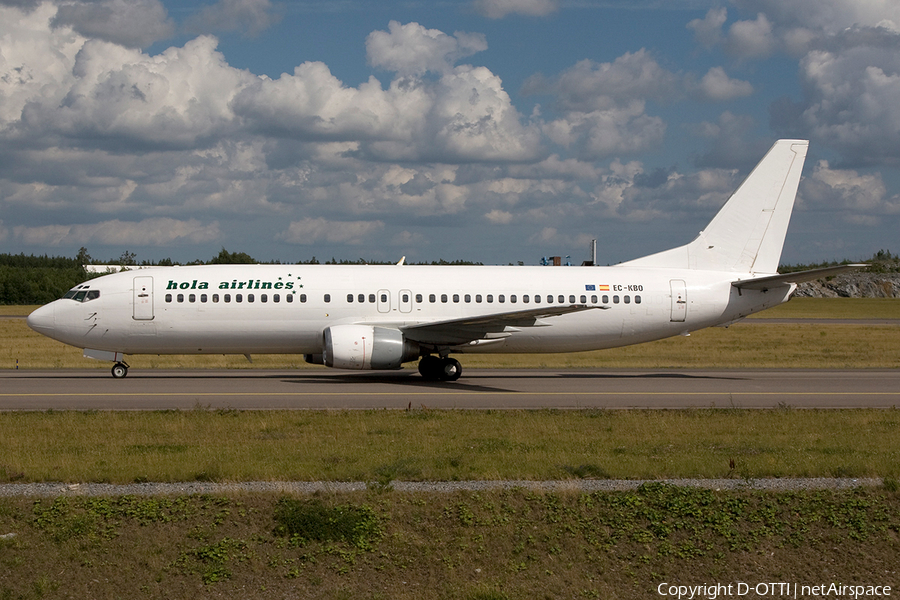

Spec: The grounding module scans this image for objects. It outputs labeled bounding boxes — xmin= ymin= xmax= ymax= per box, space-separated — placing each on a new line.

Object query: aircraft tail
xmin=621 ymin=139 xmax=809 ymax=274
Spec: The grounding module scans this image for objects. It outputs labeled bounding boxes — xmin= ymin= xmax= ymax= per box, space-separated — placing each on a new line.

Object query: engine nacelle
xmin=323 ymin=325 xmax=419 ymax=370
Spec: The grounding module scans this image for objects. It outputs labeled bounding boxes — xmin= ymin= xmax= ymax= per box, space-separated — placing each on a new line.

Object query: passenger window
xmin=261 ymin=294 xmax=267 ymax=303
xmin=591 ymin=295 xmax=598 ymax=303
xmin=569 ymin=295 xmax=576 ymax=303
xmin=213 ymin=294 xmax=219 ymax=303
xmin=358 ymin=294 xmax=365 ymax=303
xmin=635 ymin=295 xmax=642 ymax=304
xmin=324 ymin=294 xmax=331 ymax=303
xmin=381 ymin=293 xmax=388 ymax=303
xmin=510 ymin=295 xmax=517 ymax=303
xmin=547 ymin=295 xmax=554 ymax=303
xmin=189 ymin=294 xmax=196 ymax=303
xmin=273 ymin=294 xmax=280 ymax=303
xmin=624 ymin=295 xmax=630 ymax=304
xmin=369 ymin=294 xmax=376 ymax=303
xmin=402 ymin=293 xmax=409 ymax=303
xmin=201 ymin=294 xmax=208 ymax=303
xmin=236 ymin=294 xmax=243 ymax=303
xmin=498 ymin=295 xmax=505 ymax=303
xmin=602 ymin=295 xmax=609 ymax=304
xmin=166 ymin=294 xmax=173 ymax=303
xmin=177 ymin=294 xmax=184 ymax=303
xmin=224 ymin=294 xmax=231 ymax=303
xmin=558 ymin=295 xmax=565 ymax=303
xmin=347 ymin=294 xmax=354 ymax=303
xmin=487 ymin=295 xmax=494 ymax=303
xmin=441 ymin=294 xmax=448 ymax=303
xmin=476 ymin=294 xmax=482 ymax=303
xmin=464 ymin=294 xmax=471 ymax=303
xmin=453 ymin=294 xmax=459 ymax=303
xmin=429 ymin=294 xmax=436 ymax=303
xmin=416 ymin=294 xmax=423 ymax=303
xmin=613 ymin=295 xmax=619 ymax=304
xmin=523 ymin=295 xmax=530 ymax=303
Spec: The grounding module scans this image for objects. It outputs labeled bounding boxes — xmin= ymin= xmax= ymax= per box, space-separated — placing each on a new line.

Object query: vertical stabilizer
xmin=621 ymin=139 xmax=809 ymax=274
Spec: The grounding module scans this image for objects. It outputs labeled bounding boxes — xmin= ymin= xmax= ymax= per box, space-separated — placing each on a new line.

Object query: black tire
xmin=111 ymin=363 xmax=128 ymax=379
xmin=439 ymin=358 xmax=462 ymax=381
xmin=417 ymin=355 xmax=441 ymax=380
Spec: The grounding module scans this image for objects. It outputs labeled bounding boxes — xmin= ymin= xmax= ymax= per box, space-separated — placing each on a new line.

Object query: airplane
xmin=26 ymin=139 xmax=863 ymax=381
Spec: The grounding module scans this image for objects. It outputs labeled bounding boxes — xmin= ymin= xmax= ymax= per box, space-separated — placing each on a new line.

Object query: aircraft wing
xmin=732 ymin=264 xmax=867 ymax=291
xmin=400 ymin=305 xmax=606 ymax=346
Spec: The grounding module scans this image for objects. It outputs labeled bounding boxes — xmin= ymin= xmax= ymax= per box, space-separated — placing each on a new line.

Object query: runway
xmin=2 ymin=368 xmax=899 ymax=410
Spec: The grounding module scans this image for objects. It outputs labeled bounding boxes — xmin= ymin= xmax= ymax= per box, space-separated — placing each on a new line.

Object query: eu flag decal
xmin=585 ymin=284 xmax=596 ymax=291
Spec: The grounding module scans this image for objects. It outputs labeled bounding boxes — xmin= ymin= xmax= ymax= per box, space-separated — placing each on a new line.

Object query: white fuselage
xmin=26 ymin=263 xmax=792 ymax=357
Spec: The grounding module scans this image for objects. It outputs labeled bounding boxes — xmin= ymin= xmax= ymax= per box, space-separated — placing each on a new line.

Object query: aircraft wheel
xmin=111 ymin=363 xmax=128 ymax=379
xmin=439 ymin=358 xmax=462 ymax=382
xmin=417 ymin=355 xmax=441 ymax=380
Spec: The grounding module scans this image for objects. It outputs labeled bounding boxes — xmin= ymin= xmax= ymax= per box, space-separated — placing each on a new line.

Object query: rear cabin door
xmin=133 ymin=276 xmax=154 ymax=320
xmin=669 ymin=279 xmax=687 ymax=322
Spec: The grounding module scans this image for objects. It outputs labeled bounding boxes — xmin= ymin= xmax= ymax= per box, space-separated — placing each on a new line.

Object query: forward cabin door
xmin=669 ymin=279 xmax=687 ymax=323
xmin=133 ymin=276 xmax=154 ymax=320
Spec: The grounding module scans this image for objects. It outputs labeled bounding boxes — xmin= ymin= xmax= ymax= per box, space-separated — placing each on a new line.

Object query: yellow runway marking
xmin=3 ymin=392 xmax=900 ymax=397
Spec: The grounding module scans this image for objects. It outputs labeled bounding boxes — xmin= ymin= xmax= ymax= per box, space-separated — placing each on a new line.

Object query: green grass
xmin=2 ymin=487 xmax=899 ymax=599
xmin=1 ymin=408 xmax=899 ymax=483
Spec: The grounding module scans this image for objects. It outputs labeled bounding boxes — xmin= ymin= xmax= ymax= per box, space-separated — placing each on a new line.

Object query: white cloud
xmin=695 ymin=67 xmax=753 ymax=101
xmin=732 ymin=0 xmax=900 ymax=33
xmin=20 ymin=35 xmax=252 ymax=149
xmin=544 ymin=51 xmax=679 ymax=112
xmin=801 ymin=160 xmax=900 ymax=216
xmin=12 ymin=218 xmax=221 ymax=246
xmin=472 ymin=0 xmax=558 ymax=19
xmin=366 ymin=21 xmax=487 ymax=76
xmin=485 ymin=209 xmax=513 ymax=224
xmin=278 ymin=218 xmax=385 ymax=245
xmin=0 ymin=3 xmax=82 ymax=128
xmin=51 ymin=0 xmax=174 ymax=48
xmin=183 ymin=0 xmax=280 ymax=37
xmin=727 ymin=13 xmax=775 ymax=58
xmin=795 ymin=47 xmax=900 ymax=164
xmin=687 ymin=7 xmax=727 ymax=48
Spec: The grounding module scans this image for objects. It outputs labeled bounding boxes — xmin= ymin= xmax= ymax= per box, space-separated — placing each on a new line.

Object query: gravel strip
xmin=0 ymin=478 xmax=884 ymax=497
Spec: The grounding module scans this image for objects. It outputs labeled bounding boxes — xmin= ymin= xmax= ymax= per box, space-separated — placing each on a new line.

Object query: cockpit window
xmin=63 ymin=287 xmax=100 ymax=302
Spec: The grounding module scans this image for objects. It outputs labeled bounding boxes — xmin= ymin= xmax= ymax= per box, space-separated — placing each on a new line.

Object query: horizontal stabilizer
xmin=732 ymin=264 xmax=867 ymax=291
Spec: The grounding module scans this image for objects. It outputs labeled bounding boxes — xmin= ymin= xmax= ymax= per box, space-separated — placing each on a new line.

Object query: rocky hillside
xmin=794 ymin=272 xmax=900 ymax=298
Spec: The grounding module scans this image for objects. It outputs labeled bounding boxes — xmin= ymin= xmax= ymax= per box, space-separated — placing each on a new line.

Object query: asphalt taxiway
xmin=2 ymin=368 xmax=898 ymax=410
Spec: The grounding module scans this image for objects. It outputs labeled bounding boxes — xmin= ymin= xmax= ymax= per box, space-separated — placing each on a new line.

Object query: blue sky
xmin=1 ymin=0 xmax=898 ymax=266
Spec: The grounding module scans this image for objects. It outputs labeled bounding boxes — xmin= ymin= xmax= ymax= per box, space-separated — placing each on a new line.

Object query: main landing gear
xmin=418 ymin=355 xmax=462 ymax=382
xmin=111 ymin=362 xmax=129 ymax=379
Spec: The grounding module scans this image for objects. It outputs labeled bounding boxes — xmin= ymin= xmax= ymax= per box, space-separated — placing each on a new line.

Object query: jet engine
xmin=321 ymin=324 xmax=419 ymax=370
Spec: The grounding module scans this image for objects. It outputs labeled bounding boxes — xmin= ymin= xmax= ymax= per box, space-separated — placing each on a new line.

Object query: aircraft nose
xmin=26 ymin=303 xmax=56 ymax=334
